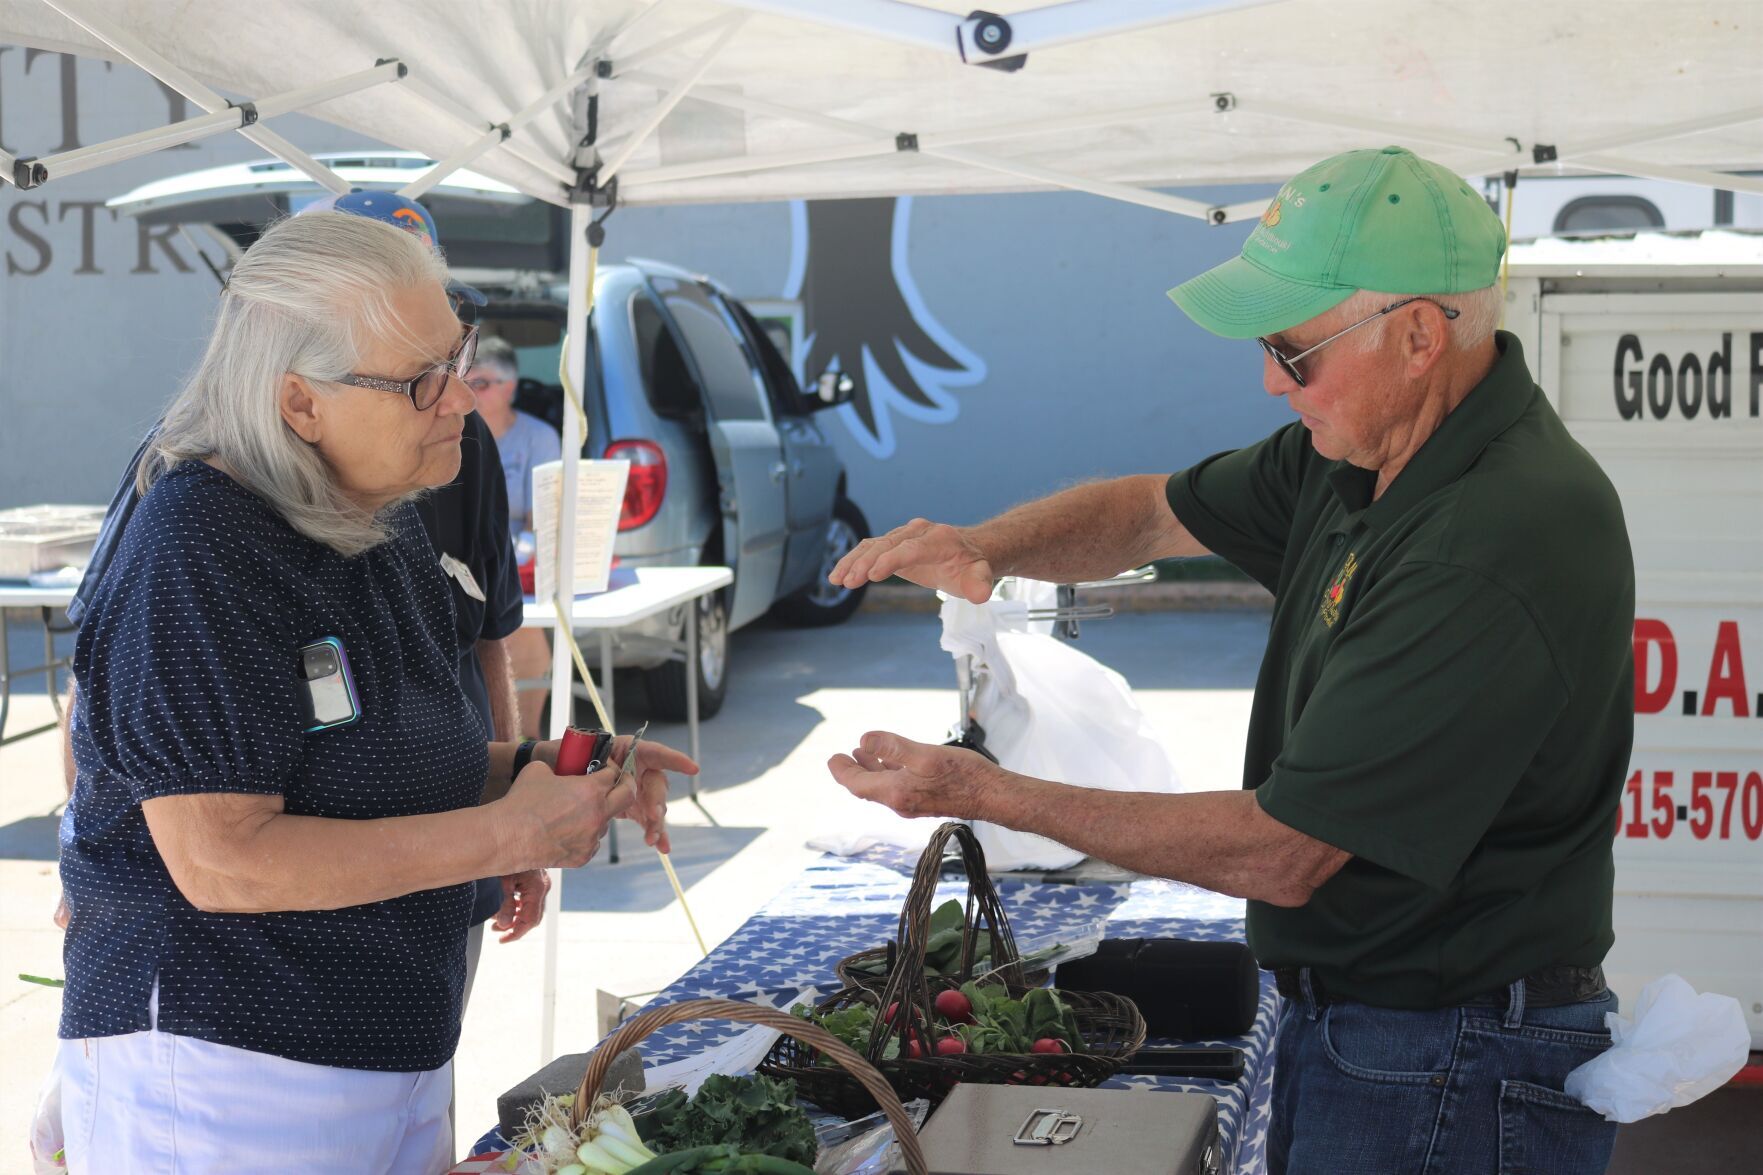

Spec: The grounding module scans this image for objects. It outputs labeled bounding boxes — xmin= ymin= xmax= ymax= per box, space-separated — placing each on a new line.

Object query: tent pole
xmin=613 ymin=10 xmax=747 ymax=73
xmin=922 ymin=143 xmax=1214 ymax=219
xmin=398 ymin=77 xmax=578 ymax=192
xmin=599 ymin=14 xmax=751 ymax=184
xmin=540 ymin=199 xmax=596 ymax=1066
xmin=398 ymin=61 xmax=598 ymax=200
xmin=713 ymin=0 xmax=1281 ymax=60
xmin=39 ymin=0 xmax=351 ymax=194
xmin=1565 ymin=154 xmax=1763 ymax=198
xmin=1563 ymin=106 xmax=1763 ymax=160
xmin=615 ymin=73 xmax=1215 ymax=190
xmin=1246 ymin=99 xmax=1517 ymax=160
xmin=32 ymin=61 xmax=404 ymax=184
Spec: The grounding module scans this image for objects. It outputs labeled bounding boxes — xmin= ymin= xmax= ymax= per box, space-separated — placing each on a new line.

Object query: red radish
xmin=905 ymin=1038 xmax=924 ymax=1059
xmin=1031 ymin=1038 xmax=1066 ymax=1054
xmin=933 ymin=990 xmax=974 ymax=1024
xmin=935 ymin=1036 xmax=968 ymax=1056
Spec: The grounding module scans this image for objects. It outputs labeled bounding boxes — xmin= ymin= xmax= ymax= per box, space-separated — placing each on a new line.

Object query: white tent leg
xmin=599 ymin=14 xmax=750 ymax=184
xmin=33 ymin=61 xmax=404 ymax=185
xmin=40 ymin=0 xmax=351 ymax=194
xmin=540 ymin=201 xmax=596 ymax=1067
xmin=398 ymin=61 xmax=598 ymax=200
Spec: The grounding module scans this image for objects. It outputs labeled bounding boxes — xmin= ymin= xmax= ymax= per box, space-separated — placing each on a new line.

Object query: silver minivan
xmin=109 ymin=152 xmax=873 ymax=719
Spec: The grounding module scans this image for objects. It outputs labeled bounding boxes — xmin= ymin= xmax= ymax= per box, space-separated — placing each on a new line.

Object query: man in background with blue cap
xmin=826 ymin=147 xmax=1634 ymax=1173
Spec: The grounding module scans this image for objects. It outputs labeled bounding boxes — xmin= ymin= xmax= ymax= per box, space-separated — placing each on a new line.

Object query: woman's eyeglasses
xmin=332 ymin=324 xmax=479 ymax=411
xmin=1256 ymin=297 xmax=1460 ymax=388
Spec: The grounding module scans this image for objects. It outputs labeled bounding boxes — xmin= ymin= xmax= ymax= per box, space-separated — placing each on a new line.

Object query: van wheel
xmin=772 ymin=497 xmax=870 ymax=628
xmin=645 ymin=590 xmax=729 ymax=721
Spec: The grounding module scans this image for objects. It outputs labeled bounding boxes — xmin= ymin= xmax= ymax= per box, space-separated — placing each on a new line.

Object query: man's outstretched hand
xmin=828 ymin=732 xmax=995 ymax=820
xmin=827 ymin=519 xmax=995 ymax=605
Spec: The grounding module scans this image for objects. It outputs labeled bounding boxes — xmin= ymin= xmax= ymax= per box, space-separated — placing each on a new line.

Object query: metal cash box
xmin=895 ymin=1084 xmax=1220 ymax=1175
xmin=0 ymin=504 xmax=105 ymax=579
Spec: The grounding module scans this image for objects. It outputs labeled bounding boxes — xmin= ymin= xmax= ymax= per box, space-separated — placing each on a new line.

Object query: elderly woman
xmin=53 ymin=212 xmax=693 ymax=1173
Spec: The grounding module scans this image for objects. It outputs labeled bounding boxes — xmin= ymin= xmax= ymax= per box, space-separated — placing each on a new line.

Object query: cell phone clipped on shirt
xmin=298 ymin=637 xmax=362 ymax=732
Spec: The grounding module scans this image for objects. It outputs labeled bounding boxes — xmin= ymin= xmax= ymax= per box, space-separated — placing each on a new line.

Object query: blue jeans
xmin=1268 ymin=971 xmax=1618 ymax=1174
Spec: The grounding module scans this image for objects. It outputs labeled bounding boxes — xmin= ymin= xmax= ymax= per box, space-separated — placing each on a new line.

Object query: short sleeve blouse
xmin=60 ymin=461 xmax=489 ymax=1071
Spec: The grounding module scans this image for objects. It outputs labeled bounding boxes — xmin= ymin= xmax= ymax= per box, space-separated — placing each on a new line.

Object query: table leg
xmin=43 ymin=608 xmax=62 ymax=717
xmin=0 ymin=608 xmax=11 ymax=744
xmin=687 ymin=595 xmax=715 ymax=826
xmin=603 ymin=631 xmax=619 ymax=864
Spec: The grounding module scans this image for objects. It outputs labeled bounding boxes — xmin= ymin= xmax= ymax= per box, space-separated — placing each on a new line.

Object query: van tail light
xmin=605 ymin=439 xmax=667 ymax=531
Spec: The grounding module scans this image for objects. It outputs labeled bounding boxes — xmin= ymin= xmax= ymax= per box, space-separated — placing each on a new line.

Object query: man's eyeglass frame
xmin=332 ymin=323 xmax=479 ymax=411
xmin=1256 ymin=297 xmax=1460 ymax=388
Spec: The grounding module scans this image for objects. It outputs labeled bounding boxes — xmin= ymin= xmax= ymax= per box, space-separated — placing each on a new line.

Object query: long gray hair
xmin=138 ymin=211 xmax=451 ymax=556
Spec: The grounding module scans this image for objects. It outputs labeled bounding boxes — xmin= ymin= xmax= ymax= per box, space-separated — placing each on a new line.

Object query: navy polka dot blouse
xmin=60 ymin=460 xmax=490 ymax=1072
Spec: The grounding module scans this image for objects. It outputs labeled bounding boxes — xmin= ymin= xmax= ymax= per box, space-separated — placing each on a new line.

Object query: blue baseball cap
xmin=299 ymin=190 xmax=486 ymax=308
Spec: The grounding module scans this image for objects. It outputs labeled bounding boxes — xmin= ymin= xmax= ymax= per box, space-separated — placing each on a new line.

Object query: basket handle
xmin=867 ymin=822 xmax=1025 ymax=1060
xmin=571 ymin=997 xmax=928 ymax=1175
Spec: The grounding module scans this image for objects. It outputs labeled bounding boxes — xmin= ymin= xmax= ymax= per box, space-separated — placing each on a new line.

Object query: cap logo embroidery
xmin=390 ymin=207 xmax=434 ymax=247
xmin=1261 ymin=200 xmax=1282 ymax=228
xmin=1320 ymin=551 xmax=1358 ymax=628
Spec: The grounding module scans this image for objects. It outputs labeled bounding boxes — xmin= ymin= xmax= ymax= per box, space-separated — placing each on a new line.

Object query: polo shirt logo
xmin=1320 ymin=551 xmax=1358 ymax=627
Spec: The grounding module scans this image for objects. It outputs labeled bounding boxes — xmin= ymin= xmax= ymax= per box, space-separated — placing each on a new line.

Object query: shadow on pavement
xmin=0 ymin=812 xmax=60 ymax=861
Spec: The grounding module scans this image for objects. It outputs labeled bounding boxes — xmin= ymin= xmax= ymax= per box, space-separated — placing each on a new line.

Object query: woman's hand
xmin=498 ymin=759 xmax=634 ymax=870
xmin=491 ymin=869 xmax=549 ymax=943
xmin=608 ymin=735 xmax=699 ymax=854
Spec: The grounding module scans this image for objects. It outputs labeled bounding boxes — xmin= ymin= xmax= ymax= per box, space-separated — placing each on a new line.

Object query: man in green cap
xmin=824 ymin=146 xmax=1634 ymax=1173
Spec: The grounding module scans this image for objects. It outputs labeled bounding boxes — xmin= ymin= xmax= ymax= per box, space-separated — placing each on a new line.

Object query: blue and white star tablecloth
xmin=473 ymin=855 xmax=1278 ymax=1173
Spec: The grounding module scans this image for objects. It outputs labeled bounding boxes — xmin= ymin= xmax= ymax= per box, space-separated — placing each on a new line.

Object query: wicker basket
xmin=761 ymin=823 xmax=1145 ymax=1118
xmin=571 ymin=997 xmax=928 ymax=1175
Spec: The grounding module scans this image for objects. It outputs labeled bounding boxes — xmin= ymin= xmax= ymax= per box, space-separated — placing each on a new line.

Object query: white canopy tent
xmin=4 ymin=0 xmax=1760 ymax=1063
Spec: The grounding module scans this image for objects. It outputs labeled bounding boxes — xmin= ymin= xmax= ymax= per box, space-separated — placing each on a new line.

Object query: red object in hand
xmin=518 ymin=558 xmax=536 ymax=595
xmin=555 ymin=727 xmax=597 ymax=776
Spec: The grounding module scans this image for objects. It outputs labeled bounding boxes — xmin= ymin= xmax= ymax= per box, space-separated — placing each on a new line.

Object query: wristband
xmin=511 ymin=738 xmax=539 ymax=779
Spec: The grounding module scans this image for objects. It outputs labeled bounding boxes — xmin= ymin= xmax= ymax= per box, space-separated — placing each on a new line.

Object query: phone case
xmin=299 ymin=637 xmax=362 ymax=732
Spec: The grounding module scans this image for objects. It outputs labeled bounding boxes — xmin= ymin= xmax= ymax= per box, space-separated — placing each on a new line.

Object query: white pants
xmin=51 ymin=999 xmax=453 ymax=1174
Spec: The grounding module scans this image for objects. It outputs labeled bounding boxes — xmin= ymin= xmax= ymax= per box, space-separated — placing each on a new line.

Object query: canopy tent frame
xmin=3 ymin=0 xmax=1761 ymax=1070
xmin=39 ymin=0 xmax=352 ymax=194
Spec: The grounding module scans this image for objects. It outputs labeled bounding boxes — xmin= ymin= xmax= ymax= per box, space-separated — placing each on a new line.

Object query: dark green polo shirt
xmin=1167 ymin=332 xmax=1635 ymax=1009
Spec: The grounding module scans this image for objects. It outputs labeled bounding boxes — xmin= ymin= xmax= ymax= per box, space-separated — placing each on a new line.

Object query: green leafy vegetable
xmin=648 ymin=1075 xmax=817 ymax=1167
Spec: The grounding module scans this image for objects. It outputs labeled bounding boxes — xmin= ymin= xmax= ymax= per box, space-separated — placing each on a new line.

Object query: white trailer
xmin=1504 ymin=231 xmax=1763 ymax=1049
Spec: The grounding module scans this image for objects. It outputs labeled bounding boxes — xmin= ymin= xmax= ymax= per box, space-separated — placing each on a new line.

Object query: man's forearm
xmin=968 ymin=475 xmax=1198 ymax=584
xmin=973 ymin=769 xmax=1342 ymax=907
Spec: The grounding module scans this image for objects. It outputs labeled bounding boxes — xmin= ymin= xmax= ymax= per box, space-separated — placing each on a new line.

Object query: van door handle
xmin=769 ymin=461 xmax=787 ymax=483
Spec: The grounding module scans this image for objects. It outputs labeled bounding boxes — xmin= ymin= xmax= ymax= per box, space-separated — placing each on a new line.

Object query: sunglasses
xmin=1256 ymin=297 xmax=1460 ymax=388
xmin=331 ymin=323 xmax=479 ymax=411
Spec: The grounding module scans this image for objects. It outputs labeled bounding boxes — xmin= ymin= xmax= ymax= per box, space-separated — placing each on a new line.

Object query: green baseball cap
xmin=1168 ymin=146 xmax=1506 ymax=339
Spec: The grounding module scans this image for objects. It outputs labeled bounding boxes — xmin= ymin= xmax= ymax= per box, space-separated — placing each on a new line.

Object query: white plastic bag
xmin=1563 ymin=974 xmax=1750 ymax=1123
xmin=936 ymin=579 xmax=1184 ymax=870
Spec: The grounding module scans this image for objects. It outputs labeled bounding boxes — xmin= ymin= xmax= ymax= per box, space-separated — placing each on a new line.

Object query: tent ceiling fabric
xmin=3 ymin=0 xmax=1760 ymax=209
